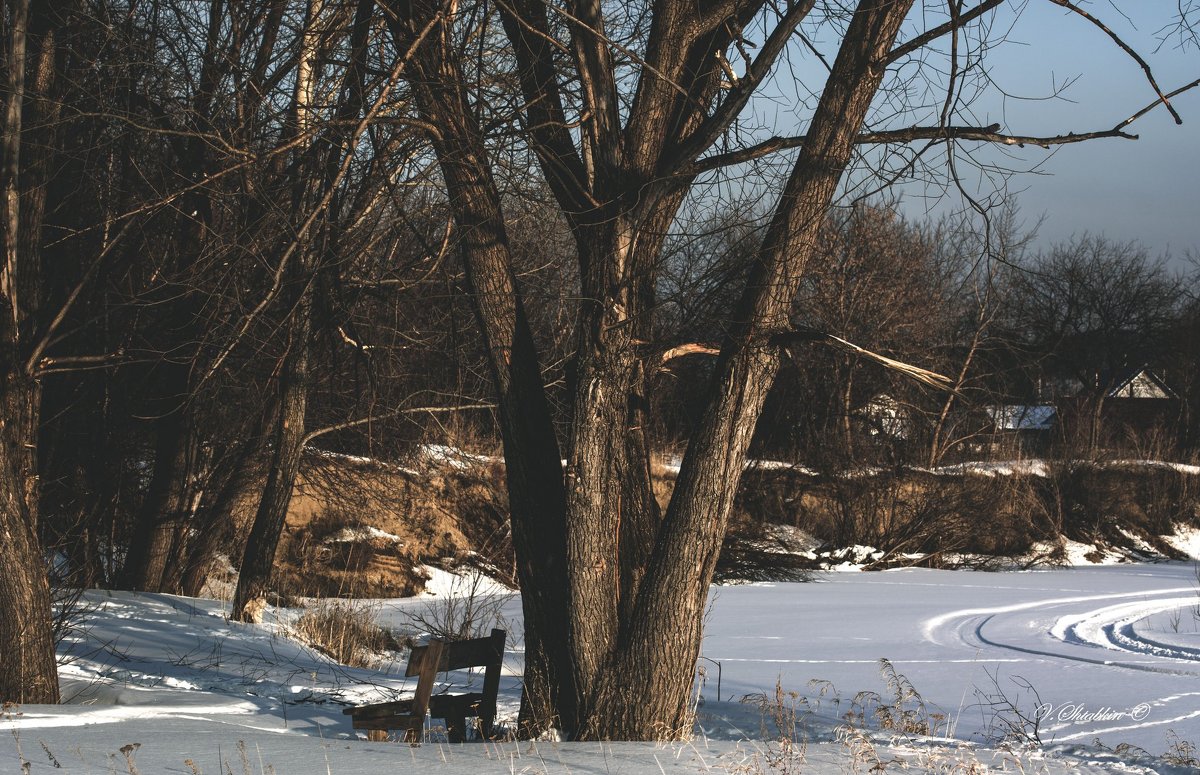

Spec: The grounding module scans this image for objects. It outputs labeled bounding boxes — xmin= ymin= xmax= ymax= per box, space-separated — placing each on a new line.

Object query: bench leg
xmin=446 ymin=713 xmax=467 ymax=743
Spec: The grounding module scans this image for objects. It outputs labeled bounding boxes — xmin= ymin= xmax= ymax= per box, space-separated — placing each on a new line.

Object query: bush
xmin=291 ymin=600 xmax=404 ymax=668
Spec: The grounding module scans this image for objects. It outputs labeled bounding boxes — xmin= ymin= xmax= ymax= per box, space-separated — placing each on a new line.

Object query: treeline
xmin=1 ymin=0 xmax=1195 ymax=722
xmin=7 ymin=0 xmax=1199 ymax=609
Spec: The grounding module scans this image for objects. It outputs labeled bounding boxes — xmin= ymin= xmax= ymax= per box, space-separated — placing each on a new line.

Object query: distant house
xmin=1106 ymin=366 xmax=1176 ymax=400
xmin=1056 ymin=365 xmax=1182 ymax=450
xmin=986 ymin=404 xmax=1057 ymax=432
xmin=983 ymin=404 xmax=1057 ymax=454
xmin=860 ymin=393 xmax=912 ymax=440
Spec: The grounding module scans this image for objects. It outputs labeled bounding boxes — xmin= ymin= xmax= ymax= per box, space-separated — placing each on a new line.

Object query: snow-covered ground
xmin=4 ymin=564 xmax=1199 ymax=773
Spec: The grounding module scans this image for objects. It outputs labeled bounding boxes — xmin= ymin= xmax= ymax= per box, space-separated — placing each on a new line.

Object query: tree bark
xmin=118 ymin=0 xmax=227 ymax=593
xmin=230 ymin=296 xmax=311 ymax=621
xmin=229 ymin=0 xmax=331 ymax=623
xmin=119 ymin=363 xmax=197 ymax=593
xmin=181 ymin=429 xmax=270 ymax=598
xmin=0 ymin=0 xmax=75 ymax=705
xmin=395 ymin=0 xmax=913 ymax=739
xmin=382 ymin=1 xmax=574 ymax=732
xmin=0 ymin=364 xmax=58 ymax=704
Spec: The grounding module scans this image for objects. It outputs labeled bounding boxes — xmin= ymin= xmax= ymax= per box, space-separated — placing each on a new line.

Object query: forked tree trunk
xmin=382 ymin=3 xmax=574 ymax=731
xmin=231 ymin=0 xmax=372 ymax=622
xmin=229 ymin=0 xmax=320 ymax=621
xmin=565 ymin=0 xmax=916 ymax=738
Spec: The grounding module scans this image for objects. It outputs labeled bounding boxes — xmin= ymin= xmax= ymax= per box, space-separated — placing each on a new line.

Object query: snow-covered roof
xmin=986 ymin=404 xmax=1056 ymax=431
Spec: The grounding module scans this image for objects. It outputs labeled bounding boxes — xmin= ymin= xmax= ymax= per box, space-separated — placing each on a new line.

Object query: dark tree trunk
xmin=230 ymin=294 xmax=310 ymax=621
xmin=119 ymin=363 xmax=196 ymax=593
xmin=118 ymin=0 xmax=227 ymax=593
xmin=393 ymin=0 xmax=913 ymax=739
xmin=380 ymin=0 xmax=914 ymax=738
xmin=383 ymin=3 xmax=574 ymax=732
xmin=231 ymin=0 xmax=374 ymax=621
xmin=0 ymin=0 xmax=77 ymax=705
xmin=181 ymin=429 xmax=269 ymax=598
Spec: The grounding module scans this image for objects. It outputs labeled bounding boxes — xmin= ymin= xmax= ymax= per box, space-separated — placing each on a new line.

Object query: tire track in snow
xmin=931 ymin=592 xmax=1200 ymax=676
xmin=921 ymin=588 xmax=1195 ymax=648
xmin=924 ymin=586 xmax=1200 ymax=742
xmin=1052 ymin=597 xmax=1200 ymax=662
xmin=923 ymin=587 xmax=1200 ymax=676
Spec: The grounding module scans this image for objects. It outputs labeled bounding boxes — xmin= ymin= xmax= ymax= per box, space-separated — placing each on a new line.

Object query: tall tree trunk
xmin=230 ymin=291 xmax=310 ymax=621
xmin=119 ymin=0 xmax=226 ymax=593
xmin=0 ymin=0 xmax=74 ymax=705
xmin=119 ymin=363 xmax=196 ymax=592
xmin=383 ymin=3 xmax=573 ymax=732
xmin=396 ymin=0 xmax=913 ymax=739
xmin=230 ymin=0 xmax=368 ymax=622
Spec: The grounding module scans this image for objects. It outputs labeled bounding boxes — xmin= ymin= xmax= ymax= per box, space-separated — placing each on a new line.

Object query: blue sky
xmin=733 ymin=1 xmax=1199 ymax=261
xmin=970 ymin=1 xmax=1199 ymax=260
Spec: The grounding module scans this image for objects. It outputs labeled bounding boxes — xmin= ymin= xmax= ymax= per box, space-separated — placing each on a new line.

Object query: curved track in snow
xmin=924 ymin=587 xmax=1200 ymax=671
xmin=920 ymin=583 xmax=1200 ymax=742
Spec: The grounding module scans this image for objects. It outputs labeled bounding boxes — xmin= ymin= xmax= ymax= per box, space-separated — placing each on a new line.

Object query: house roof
xmin=986 ymin=405 xmax=1057 ymax=431
xmin=1106 ymin=366 xmax=1177 ymax=399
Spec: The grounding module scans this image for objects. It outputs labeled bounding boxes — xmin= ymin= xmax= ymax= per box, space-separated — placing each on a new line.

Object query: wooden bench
xmin=343 ymin=628 xmax=506 ymax=742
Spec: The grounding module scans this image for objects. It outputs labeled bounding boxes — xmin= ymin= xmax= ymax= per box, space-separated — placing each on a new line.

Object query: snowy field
xmin=4 ymin=563 xmax=1199 ymax=773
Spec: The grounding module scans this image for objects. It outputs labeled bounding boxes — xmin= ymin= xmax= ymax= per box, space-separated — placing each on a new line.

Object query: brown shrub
xmin=291 ymin=600 xmax=405 ymax=668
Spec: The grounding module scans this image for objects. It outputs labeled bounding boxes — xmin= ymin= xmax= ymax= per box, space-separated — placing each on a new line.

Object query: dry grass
xmin=291 ymin=600 xmax=404 ymax=668
xmin=732 ymin=464 xmax=1200 ymax=570
xmin=1165 ymin=731 xmax=1199 ymax=768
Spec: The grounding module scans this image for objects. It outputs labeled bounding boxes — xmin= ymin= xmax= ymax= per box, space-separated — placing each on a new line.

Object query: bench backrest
xmin=405 ymin=628 xmax=506 ymax=721
xmin=406 ymin=628 xmax=506 ymax=676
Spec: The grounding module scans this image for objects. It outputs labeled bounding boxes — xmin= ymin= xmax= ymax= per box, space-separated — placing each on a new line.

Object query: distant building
xmin=982 ymin=404 xmax=1057 ymax=454
xmin=1106 ymin=367 xmax=1176 ymax=400
xmin=1055 ymin=365 xmax=1182 ymax=452
xmin=860 ymin=393 xmax=912 ymax=440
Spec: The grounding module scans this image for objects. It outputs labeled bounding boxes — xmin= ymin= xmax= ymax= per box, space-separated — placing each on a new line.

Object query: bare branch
xmin=663 ymin=0 xmax=817 ymax=175
xmin=885 ymin=0 xmax=1005 ymax=64
xmin=1115 ymin=76 xmax=1200 ymax=130
xmin=302 ymin=403 xmax=496 ymax=445
xmin=25 ymin=218 xmax=136 ymax=375
xmin=690 ymin=122 xmax=1138 ymax=173
xmin=1047 ymin=0 xmax=1183 ymax=124
xmin=34 ymin=352 xmax=128 ymax=376
xmin=201 ymin=9 xmax=441 ymax=386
